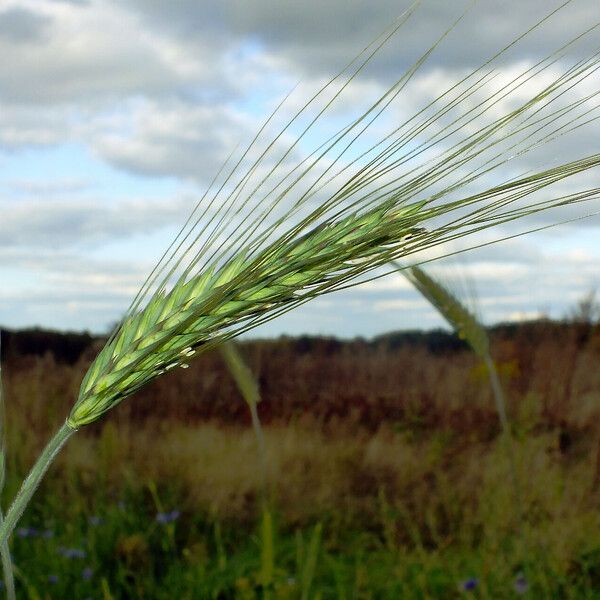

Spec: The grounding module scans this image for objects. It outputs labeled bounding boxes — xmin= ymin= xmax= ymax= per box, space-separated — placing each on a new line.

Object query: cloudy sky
xmin=0 ymin=0 xmax=599 ymax=338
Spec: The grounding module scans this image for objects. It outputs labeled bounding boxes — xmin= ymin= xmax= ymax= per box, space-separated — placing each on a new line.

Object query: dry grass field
xmin=0 ymin=321 xmax=600 ymax=596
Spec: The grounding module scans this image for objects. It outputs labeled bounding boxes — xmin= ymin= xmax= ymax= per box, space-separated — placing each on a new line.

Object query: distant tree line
xmin=0 ymin=317 xmax=584 ymax=364
xmin=0 ymin=327 xmax=96 ymax=364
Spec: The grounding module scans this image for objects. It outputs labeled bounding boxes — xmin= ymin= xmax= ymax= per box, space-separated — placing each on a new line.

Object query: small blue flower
xmin=514 ymin=573 xmax=528 ymax=594
xmin=82 ymin=567 xmax=93 ymax=581
xmin=88 ymin=516 xmax=103 ymax=527
xmin=155 ymin=510 xmax=180 ymax=524
xmin=16 ymin=527 xmax=38 ymax=538
xmin=42 ymin=530 xmax=54 ymax=539
xmin=48 ymin=575 xmax=59 ymax=584
xmin=460 ymin=577 xmax=479 ymax=592
xmin=58 ymin=547 xmax=86 ymax=559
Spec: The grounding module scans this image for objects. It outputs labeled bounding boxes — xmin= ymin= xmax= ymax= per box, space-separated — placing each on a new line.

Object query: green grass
xmin=4 ymin=448 xmax=600 ymax=600
xmin=5 ymin=327 xmax=600 ymax=597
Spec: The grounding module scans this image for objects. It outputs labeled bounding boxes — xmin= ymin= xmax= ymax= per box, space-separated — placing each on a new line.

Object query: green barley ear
xmin=400 ymin=264 xmax=489 ymax=358
xmin=220 ymin=342 xmax=261 ymax=410
xmin=220 ymin=341 xmax=268 ymax=496
xmin=399 ymin=262 xmax=527 ymax=562
xmin=67 ymin=205 xmax=430 ymax=428
xmin=399 ymin=262 xmax=513 ymax=435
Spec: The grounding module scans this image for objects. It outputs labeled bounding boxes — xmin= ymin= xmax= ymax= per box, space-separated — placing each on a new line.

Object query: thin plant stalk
xmin=0 ymin=337 xmax=15 ymax=600
xmin=219 ymin=342 xmax=269 ymax=500
xmin=300 ymin=523 xmax=322 ymax=600
xmin=400 ymin=264 xmax=527 ymax=563
xmin=0 ymin=512 xmax=14 ymax=600
xmin=484 ymin=356 xmax=529 ymax=578
xmin=0 ymin=424 xmax=74 ymax=549
xmin=219 ymin=341 xmax=275 ymax=592
xmin=483 ymin=354 xmax=524 ymax=514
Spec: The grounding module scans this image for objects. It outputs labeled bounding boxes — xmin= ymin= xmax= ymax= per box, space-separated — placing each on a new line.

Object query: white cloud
xmin=506 ymin=310 xmax=547 ymax=322
xmin=0 ymin=7 xmax=50 ymax=43
xmin=7 ymin=177 xmax=92 ymax=195
xmin=0 ymin=1 xmax=218 ymax=105
xmin=373 ymin=298 xmax=430 ymax=312
xmin=0 ymin=194 xmax=193 ymax=248
xmin=90 ymin=100 xmax=257 ymax=182
xmin=119 ymin=0 xmax=599 ymax=78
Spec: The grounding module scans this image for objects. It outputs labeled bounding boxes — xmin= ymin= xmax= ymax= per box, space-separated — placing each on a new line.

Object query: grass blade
xmin=0 ymin=335 xmax=15 ymax=600
xmin=301 ymin=522 xmax=322 ymax=600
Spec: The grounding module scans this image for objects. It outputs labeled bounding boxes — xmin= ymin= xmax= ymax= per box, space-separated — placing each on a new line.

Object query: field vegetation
xmin=1 ymin=319 xmax=600 ymax=597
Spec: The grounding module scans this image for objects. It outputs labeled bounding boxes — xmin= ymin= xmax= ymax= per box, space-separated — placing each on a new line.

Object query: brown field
xmin=2 ymin=321 xmax=600 ymax=596
xmin=3 ymin=320 xmax=600 ymax=526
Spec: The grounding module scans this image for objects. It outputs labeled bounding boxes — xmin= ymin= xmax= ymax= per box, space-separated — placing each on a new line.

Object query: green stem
xmin=0 ymin=536 xmax=14 ymax=600
xmin=0 ymin=423 xmax=75 ymax=548
xmin=0 ymin=336 xmax=15 ymax=600
xmin=484 ymin=356 xmax=522 ymax=510
xmin=484 ymin=355 xmax=530 ymax=569
xmin=219 ymin=342 xmax=270 ymax=501
xmin=0 ymin=508 xmax=15 ymax=600
xmin=248 ymin=399 xmax=269 ymax=503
